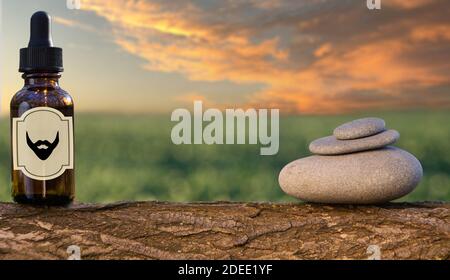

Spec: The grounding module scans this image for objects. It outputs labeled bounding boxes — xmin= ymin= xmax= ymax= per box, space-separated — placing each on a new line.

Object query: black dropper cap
xmin=19 ymin=11 xmax=63 ymax=73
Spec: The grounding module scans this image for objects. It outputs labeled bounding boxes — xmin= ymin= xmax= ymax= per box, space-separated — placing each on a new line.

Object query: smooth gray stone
xmin=309 ymin=130 xmax=399 ymax=155
xmin=279 ymin=147 xmax=423 ymax=204
xmin=334 ymin=118 xmax=386 ymax=140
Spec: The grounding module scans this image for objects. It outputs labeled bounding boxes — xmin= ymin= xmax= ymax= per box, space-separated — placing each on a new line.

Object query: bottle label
xmin=12 ymin=107 xmax=74 ymax=181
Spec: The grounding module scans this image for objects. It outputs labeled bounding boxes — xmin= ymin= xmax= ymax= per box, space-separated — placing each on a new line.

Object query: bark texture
xmin=0 ymin=201 xmax=449 ymax=260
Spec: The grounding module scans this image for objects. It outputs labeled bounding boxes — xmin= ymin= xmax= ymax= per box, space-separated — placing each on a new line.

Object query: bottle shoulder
xmin=11 ymin=85 xmax=74 ymax=110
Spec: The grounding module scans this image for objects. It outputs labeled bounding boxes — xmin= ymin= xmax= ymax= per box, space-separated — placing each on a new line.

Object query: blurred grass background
xmin=0 ymin=110 xmax=448 ymax=203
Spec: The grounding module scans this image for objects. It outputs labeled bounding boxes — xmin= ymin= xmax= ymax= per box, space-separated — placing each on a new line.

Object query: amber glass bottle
xmin=11 ymin=11 xmax=75 ymax=205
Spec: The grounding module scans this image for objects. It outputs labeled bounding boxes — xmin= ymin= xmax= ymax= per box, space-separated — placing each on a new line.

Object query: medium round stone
xmin=279 ymin=147 xmax=423 ymax=204
xmin=334 ymin=117 xmax=386 ymax=140
xmin=309 ymin=129 xmax=399 ymax=155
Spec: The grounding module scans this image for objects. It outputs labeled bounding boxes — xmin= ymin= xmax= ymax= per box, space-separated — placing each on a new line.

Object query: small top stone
xmin=334 ymin=117 xmax=386 ymax=140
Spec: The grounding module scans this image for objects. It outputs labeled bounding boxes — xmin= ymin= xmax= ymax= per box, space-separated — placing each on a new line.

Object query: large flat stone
xmin=279 ymin=147 xmax=423 ymax=204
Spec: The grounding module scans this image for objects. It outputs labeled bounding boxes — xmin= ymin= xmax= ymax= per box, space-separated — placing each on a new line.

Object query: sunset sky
xmin=1 ymin=0 xmax=450 ymax=114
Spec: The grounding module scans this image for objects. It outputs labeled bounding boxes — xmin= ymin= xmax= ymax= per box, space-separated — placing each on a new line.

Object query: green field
xmin=0 ymin=111 xmax=449 ymax=203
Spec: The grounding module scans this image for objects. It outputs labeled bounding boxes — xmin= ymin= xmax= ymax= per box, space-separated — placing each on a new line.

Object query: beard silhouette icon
xmin=26 ymin=132 xmax=60 ymax=161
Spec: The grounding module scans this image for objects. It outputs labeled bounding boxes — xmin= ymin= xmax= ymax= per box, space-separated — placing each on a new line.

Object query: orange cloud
xmin=314 ymin=43 xmax=332 ymax=58
xmin=411 ymin=24 xmax=450 ymax=42
xmin=78 ymin=0 xmax=450 ymax=114
xmin=384 ymin=0 xmax=435 ymax=9
xmin=53 ymin=16 xmax=99 ymax=33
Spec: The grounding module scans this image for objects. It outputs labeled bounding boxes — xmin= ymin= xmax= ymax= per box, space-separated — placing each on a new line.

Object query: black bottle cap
xmin=19 ymin=11 xmax=63 ymax=73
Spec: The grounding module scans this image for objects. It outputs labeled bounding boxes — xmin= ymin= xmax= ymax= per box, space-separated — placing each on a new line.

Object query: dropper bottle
xmin=11 ymin=11 xmax=75 ymax=206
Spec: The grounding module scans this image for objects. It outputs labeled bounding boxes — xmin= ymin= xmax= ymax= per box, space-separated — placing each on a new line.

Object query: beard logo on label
xmin=13 ymin=107 xmax=74 ymax=181
xmin=26 ymin=132 xmax=60 ymax=161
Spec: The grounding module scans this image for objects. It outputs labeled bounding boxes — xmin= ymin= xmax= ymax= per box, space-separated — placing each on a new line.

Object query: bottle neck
xmin=22 ymin=73 xmax=61 ymax=87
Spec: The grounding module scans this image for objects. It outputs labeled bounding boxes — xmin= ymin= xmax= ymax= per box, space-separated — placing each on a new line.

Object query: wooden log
xmin=0 ymin=202 xmax=448 ymax=260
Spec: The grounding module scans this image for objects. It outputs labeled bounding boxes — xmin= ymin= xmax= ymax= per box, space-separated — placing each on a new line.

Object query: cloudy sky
xmin=1 ymin=0 xmax=449 ymax=114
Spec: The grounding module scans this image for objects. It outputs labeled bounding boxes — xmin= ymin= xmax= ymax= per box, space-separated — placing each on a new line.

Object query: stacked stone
xmin=279 ymin=118 xmax=423 ymax=204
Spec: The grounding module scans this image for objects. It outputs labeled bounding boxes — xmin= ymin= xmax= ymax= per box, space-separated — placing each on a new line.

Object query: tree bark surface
xmin=0 ymin=201 xmax=448 ymax=260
